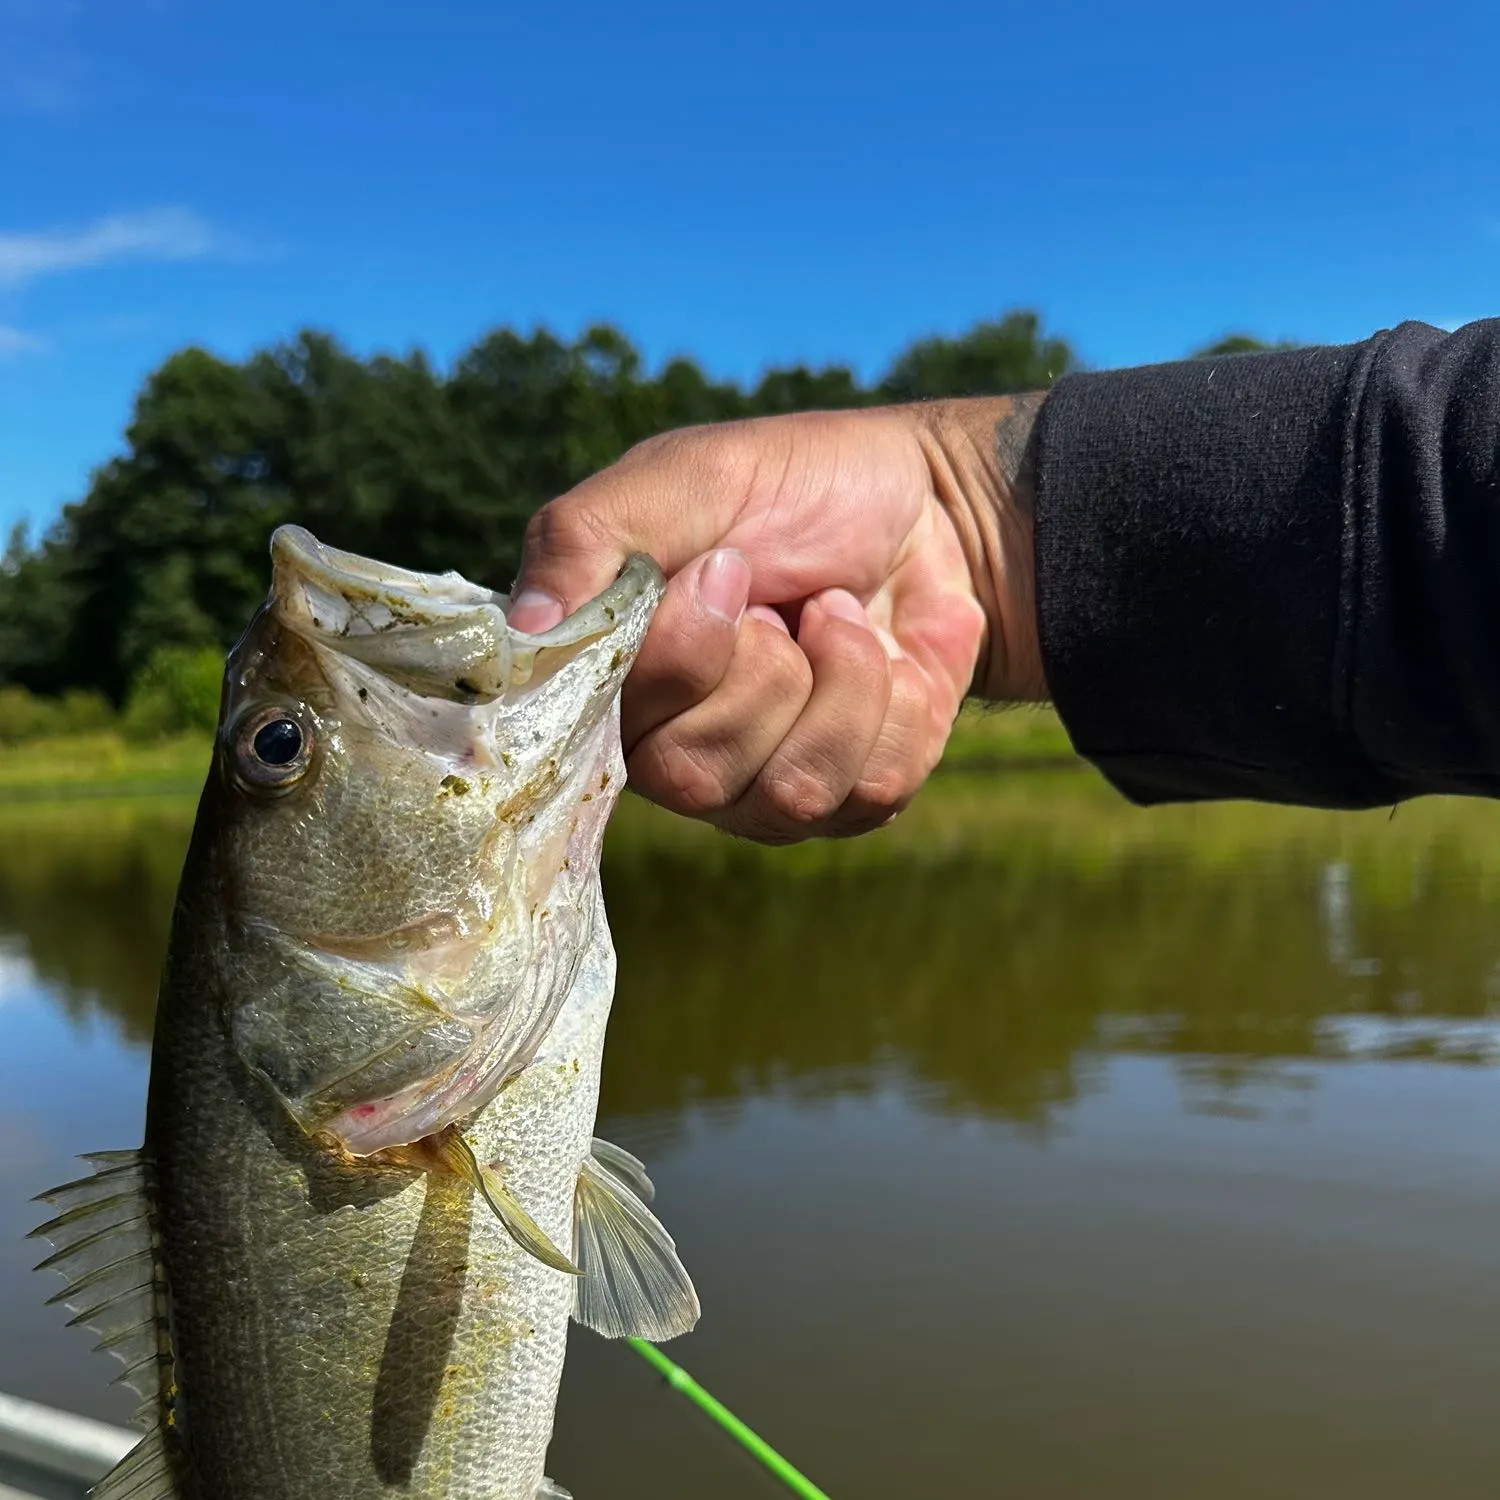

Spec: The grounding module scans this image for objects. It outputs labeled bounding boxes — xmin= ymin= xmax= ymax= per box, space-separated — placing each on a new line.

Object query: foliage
xmin=122 ymin=645 xmax=226 ymax=738
xmin=0 ymin=684 xmax=115 ymax=744
xmin=1192 ymin=333 xmax=1301 ymax=358
xmin=879 ymin=311 xmax=1076 ymax=400
xmin=0 ymin=314 xmax=1081 ymax=701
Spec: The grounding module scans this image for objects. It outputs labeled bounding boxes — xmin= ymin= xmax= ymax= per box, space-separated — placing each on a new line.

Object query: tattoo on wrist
xmin=994 ymin=392 xmax=1044 ymax=520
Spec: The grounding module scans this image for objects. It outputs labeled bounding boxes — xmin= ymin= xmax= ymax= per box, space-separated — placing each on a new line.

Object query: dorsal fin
xmin=31 ymin=1150 xmax=189 ymax=1498
xmin=571 ymin=1140 xmax=699 ymax=1342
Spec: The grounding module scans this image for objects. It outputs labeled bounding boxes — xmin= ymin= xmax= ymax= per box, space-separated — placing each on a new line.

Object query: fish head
xmin=203 ymin=525 xmax=662 ymax=1154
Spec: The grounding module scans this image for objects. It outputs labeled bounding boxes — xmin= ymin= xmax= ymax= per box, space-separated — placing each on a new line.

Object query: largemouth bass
xmin=31 ymin=526 xmax=698 ymax=1499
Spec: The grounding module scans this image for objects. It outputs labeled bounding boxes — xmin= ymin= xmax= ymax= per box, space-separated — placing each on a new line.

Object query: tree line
xmin=0 ymin=312 xmax=1281 ymax=714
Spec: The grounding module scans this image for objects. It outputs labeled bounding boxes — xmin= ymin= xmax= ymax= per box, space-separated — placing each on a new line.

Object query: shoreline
xmin=0 ymin=706 xmax=1080 ymax=803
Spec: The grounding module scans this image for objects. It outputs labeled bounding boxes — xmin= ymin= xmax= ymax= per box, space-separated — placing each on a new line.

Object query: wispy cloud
xmin=0 ymin=208 xmax=221 ymax=289
xmin=0 ymin=325 xmax=47 ymax=358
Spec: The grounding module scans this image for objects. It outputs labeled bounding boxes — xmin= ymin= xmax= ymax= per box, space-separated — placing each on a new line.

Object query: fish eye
xmin=233 ymin=706 xmax=314 ymax=792
xmin=253 ymin=717 xmax=302 ymax=765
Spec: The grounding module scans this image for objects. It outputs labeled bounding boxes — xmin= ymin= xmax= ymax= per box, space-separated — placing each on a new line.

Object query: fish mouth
xmin=267 ymin=523 xmax=663 ymax=702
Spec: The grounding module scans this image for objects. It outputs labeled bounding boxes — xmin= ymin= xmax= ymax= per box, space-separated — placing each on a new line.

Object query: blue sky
xmin=1 ymin=0 xmax=1496 ymax=539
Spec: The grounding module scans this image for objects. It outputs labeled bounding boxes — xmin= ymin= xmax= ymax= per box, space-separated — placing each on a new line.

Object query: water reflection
xmin=4 ymin=781 xmax=1500 ymax=1122
xmin=0 ymin=798 xmax=193 ymax=1044
xmin=8 ymin=777 xmax=1500 ymax=1495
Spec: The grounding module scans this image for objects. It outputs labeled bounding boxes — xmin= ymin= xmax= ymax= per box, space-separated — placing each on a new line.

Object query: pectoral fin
xmin=589 ymin=1136 xmax=655 ymax=1203
xmin=434 ymin=1129 xmax=580 ymax=1277
xmin=571 ymin=1143 xmax=700 ymax=1342
xmin=536 ymin=1481 xmax=573 ymax=1499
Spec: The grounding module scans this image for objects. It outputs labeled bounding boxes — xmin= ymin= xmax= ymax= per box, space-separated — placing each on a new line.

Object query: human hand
xmin=509 ymin=397 xmax=1046 ymax=843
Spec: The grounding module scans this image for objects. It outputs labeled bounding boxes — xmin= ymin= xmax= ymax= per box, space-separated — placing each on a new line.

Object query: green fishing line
xmin=626 ymin=1338 xmax=833 ymax=1499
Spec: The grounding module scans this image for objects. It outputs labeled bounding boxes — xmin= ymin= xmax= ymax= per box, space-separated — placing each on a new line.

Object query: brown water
xmin=4 ymin=772 xmax=1500 ymax=1498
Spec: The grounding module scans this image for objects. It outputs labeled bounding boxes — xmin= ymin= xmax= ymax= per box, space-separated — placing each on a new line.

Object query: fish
xmin=29 ymin=525 xmax=699 ymax=1499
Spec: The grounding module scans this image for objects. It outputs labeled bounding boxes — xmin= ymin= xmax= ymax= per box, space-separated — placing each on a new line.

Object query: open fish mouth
xmin=268 ymin=524 xmax=660 ymax=702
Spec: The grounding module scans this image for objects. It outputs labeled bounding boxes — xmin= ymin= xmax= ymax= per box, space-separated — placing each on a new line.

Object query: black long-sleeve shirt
xmin=1033 ymin=319 xmax=1500 ymax=808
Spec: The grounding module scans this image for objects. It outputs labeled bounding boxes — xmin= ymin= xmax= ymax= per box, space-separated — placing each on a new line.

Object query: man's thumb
xmin=508 ymin=498 xmax=627 ymax=632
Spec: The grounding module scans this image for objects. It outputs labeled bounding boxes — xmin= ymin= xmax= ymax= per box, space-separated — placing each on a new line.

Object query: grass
xmin=11 ymin=701 xmax=1500 ymax=888
xmin=0 ymin=702 xmax=1080 ymax=802
xmin=0 ymin=731 xmax=212 ymax=801
xmin=939 ymin=701 xmax=1078 ymax=769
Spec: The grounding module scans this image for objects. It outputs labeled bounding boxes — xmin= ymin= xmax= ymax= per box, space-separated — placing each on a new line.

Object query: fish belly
xmin=146 ymin=952 xmax=609 ymax=1499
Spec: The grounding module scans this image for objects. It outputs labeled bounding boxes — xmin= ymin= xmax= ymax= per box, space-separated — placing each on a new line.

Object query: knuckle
xmin=520 ymin=498 xmax=562 ymax=556
xmin=855 ymin=758 xmax=918 ymax=816
xmin=630 ymin=735 xmax=738 ymax=818
xmin=754 ymin=632 xmax=815 ymax=702
xmin=522 ymin=493 xmax=614 ymax=565
xmin=758 ymin=758 xmax=844 ymax=828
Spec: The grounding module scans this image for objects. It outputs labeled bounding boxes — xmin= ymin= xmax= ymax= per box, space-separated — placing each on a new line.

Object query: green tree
xmin=1192 ymin=334 xmax=1301 ymax=358
xmin=879 ymin=311 xmax=1078 ymax=401
xmin=123 ymin=645 xmax=226 ymax=738
xmin=0 ymin=311 xmax=1081 ymax=701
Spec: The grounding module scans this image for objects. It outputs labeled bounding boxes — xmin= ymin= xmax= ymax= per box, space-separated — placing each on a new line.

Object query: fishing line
xmin=625 ymin=1338 xmax=833 ymax=1499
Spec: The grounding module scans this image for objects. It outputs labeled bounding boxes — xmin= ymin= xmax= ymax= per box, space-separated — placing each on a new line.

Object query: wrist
xmin=912 ymin=396 xmax=1049 ymax=702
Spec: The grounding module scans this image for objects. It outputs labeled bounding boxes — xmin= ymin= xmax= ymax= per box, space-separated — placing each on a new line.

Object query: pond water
xmin=4 ymin=770 xmax=1500 ymax=1498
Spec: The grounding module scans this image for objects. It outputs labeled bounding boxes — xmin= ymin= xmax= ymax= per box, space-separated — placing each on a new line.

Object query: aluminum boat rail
xmin=0 ymin=1391 xmax=133 ymax=1500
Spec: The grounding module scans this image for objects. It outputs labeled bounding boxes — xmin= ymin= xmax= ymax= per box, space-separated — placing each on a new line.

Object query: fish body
xmin=32 ymin=528 xmax=697 ymax=1500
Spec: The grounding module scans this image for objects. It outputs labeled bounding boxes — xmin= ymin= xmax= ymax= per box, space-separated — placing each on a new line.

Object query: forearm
xmin=1024 ymin=320 xmax=1500 ymax=807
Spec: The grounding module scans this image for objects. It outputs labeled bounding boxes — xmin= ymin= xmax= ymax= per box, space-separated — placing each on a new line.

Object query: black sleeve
xmin=1033 ymin=319 xmax=1500 ymax=808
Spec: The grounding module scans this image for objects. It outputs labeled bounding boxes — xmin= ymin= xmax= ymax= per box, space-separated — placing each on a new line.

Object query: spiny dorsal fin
xmin=572 ymin=1143 xmax=699 ymax=1342
xmin=30 ymin=1150 xmax=175 ymax=1420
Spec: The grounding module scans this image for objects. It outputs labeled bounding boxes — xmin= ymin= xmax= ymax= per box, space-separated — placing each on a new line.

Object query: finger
xmin=508 ymin=496 xmax=621 ymax=631
xmin=822 ymin=654 xmax=939 ymax=837
xmin=626 ymin=616 xmax=814 ymax=819
xmin=746 ymin=604 xmax=790 ymax=634
xmin=620 ymin=548 xmax=751 ymax=752
xmin=509 ymin=427 xmax=763 ymax=624
xmin=717 ymin=590 xmax=893 ymax=844
xmin=884 ymin=502 xmax=987 ymax=737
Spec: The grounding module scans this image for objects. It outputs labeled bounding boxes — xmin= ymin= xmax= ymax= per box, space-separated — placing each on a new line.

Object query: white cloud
xmin=0 ymin=207 xmax=220 ymax=289
xmin=0 ymin=324 xmax=47 ymax=357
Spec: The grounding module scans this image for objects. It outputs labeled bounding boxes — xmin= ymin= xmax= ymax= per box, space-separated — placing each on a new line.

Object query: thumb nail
xmin=697 ymin=549 xmax=751 ymax=625
xmin=508 ymin=588 xmax=566 ymax=634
